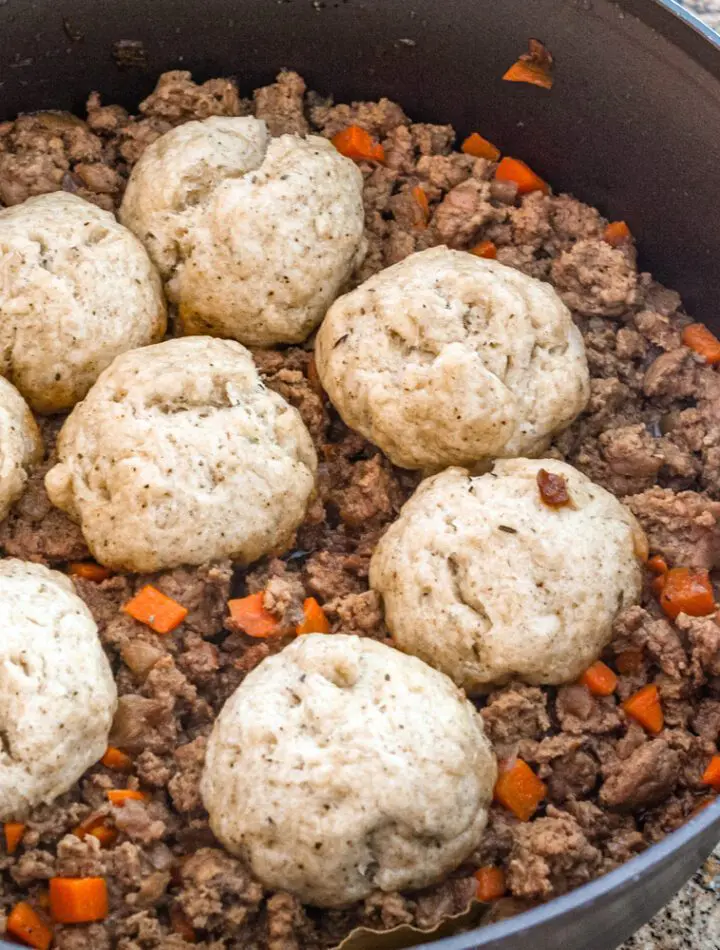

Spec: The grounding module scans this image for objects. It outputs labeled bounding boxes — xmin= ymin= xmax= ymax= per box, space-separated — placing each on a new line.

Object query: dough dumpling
xmin=0 ymin=377 xmax=42 ymax=521
xmin=45 ymin=337 xmax=317 ymax=572
xmin=315 ymin=246 xmax=590 ymax=470
xmin=120 ymin=118 xmax=366 ymax=347
xmin=370 ymin=459 xmax=646 ymax=692
xmin=202 ymin=634 xmax=496 ymax=907
xmin=0 ymin=559 xmax=116 ymax=819
xmin=0 ymin=193 xmax=167 ymax=413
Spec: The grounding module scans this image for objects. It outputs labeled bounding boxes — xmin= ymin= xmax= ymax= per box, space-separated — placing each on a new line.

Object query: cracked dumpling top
xmin=201 ymin=634 xmax=496 ymax=907
xmin=44 ymin=337 xmax=317 ymax=573
xmin=0 ymin=377 xmax=42 ymax=522
xmin=0 ymin=193 xmax=167 ymax=413
xmin=370 ymin=459 xmax=646 ymax=693
xmin=314 ymin=246 xmax=590 ymax=470
xmin=0 ymin=559 xmax=116 ymax=819
xmin=120 ymin=117 xmax=366 ymax=347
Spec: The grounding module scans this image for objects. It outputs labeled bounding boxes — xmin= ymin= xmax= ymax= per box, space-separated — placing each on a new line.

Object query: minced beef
xmin=0 ymin=68 xmax=718 ymax=950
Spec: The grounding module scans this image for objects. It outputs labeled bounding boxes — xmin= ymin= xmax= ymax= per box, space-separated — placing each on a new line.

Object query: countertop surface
xmin=618 ymin=4 xmax=719 ymax=948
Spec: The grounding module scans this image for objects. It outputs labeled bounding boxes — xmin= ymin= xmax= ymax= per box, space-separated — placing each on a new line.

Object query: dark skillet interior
xmin=1 ymin=2 xmax=720 ymax=949
xmin=1 ymin=0 xmax=720 ymax=333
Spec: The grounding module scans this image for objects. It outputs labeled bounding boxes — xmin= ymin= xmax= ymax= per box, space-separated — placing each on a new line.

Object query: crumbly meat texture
xmin=0 ymin=69 xmax=718 ymax=950
xmin=315 ymin=247 xmax=590 ymax=470
xmin=45 ymin=337 xmax=318 ymax=572
xmin=370 ymin=460 xmax=645 ymax=692
xmin=0 ymin=193 xmax=167 ymax=413
xmin=202 ymin=635 xmax=496 ymax=906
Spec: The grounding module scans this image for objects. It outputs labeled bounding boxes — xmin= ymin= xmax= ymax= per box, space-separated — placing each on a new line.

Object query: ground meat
xmin=254 ymin=71 xmax=309 ymax=137
xmin=175 ymin=848 xmax=263 ymax=935
xmin=555 ymin=685 xmax=622 ymax=735
xmin=481 ymin=684 xmax=551 ymax=758
xmin=139 ymin=70 xmax=245 ymax=123
xmin=625 ymin=487 xmax=720 ymax=570
xmin=599 ymin=740 xmax=681 ymax=810
xmin=0 ymin=68 xmax=718 ymax=950
xmin=506 ymin=808 xmax=601 ymax=901
xmin=551 ymin=239 xmax=640 ymax=317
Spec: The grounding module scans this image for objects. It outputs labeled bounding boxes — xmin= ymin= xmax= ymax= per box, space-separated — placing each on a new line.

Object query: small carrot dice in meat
xmin=475 ymin=866 xmax=506 ymax=902
xmin=682 ymin=323 xmax=720 ymax=365
xmin=494 ymin=759 xmax=546 ymax=821
xmin=101 ymin=746 xmax=133 ymax=772
xmin=68 ymin=562 xmax=112 ymax=582
xmin=647 ymin=555 xmax=668 ymax=576
xmin=702 ymin=755 xmax=720 ymax=791
xmin=122 ymin=586 xmax=188 ymax=634
xmin=73 ymin=815 xmax=117 ymax=849
xmin=106 ymin=789 xmax=148 ymax=806
xmin=461 ymin=132 xmax=501 ymax=162
xmin=622 ymin=684 xmax=663 ymax=735
xmin=331 ymin=125 xmax=385 ymax=163
xmin=296 ymin=597 xmax=330 ymax=636
xmin=49 ymin=877 xmax=108 ymax=924
xmin=228 ymin=592 xmax=281 ymax=638
xmin=6 ymin=902 xmax=52 ymax=950
xmin=658 ymin=567 xmax=715 ymax=620
xmin=579 ymin=660 xmax=618 ymax=697
xmin=4 ymin=822 xmax=25 ymax=855
xmin=603 ymin=221 xmax=632 ymax=247
xmin=470 ymin=240 xmax=498 ymax=259
xmin=411 ymin=185 xmax=430 ymax=227
xmin=494 ymin=157 xmax=548 ymax=195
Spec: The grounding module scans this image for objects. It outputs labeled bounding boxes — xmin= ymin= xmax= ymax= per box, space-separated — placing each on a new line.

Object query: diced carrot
xmin=412 ymin=185 xmax=430 ymax=228
xmin=494 ymin=157 xmax=548 ymax=195
xmin=170 ymin=905 xmax=197 ymax=943
xmin=502 ymin=39 xmax=554 ymax=89
xmin=5 ymin=822 xmax=25 ymax=855
xmin=296 ymin=597 xmax=330 ymax=636
xmin=228 ymin=592 xmax=281 ymax=638
xmin=682 ymin=323 xmax=720 ymax=365
xmin=494 ymin=759 xmax=546 ymax=821
xmin=658 ymin=567 xmax=715 ymax=620
xmin=615 ymin=649 xmax=644 ymax=675
xmin=122 ymin=585 xmax=188 ymax=635
xmin=647 ymin=555 xmax=668 ymax=576
xmin=73 ymin=815 xmax=117 ymax=849
xmin=49 ymin=877 xmax=108 ymax=924
xmin=106 ymin=789 xmax=148 ymax=806
xmin=622 ymin=684 xmax=664 ymax=735
xmin=331 ymin=125 xmax=384 ymax=163
xmin=475 ymin=866 xmax=507 ymax=902
xmin=461 ymin=132 xmax=501 ymax=162
xmin=470 ymin=240 xmax=498 ymax=260
xmin=579 ymin=660 xmax=618 ymax=697
xmin=6 ymin=902 xmax=52 ymax=950
xmin=603 ymin=221 xmax=632 ymax=247
xmin=702 ymin=754 xmax=720 ymax=791
xmin=36 ymin=893 xmax=50 ymax=911
xmin=68 ymin=562 xmax=112 ymax=582
xmin=101 ymin=747 xmax=133 ymax=772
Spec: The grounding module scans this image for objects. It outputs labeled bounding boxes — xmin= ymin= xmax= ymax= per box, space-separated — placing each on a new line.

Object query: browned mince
xmin=0 ymin=68 xmax=719 ymax=950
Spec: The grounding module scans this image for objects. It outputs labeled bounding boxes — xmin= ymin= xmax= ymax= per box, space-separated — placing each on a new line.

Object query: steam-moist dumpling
xmin=0 ymin=193 xmax=167 ymax=413
xmin=370 ymin=459 xmax=646 ymax=693
xmin=120 ymin=117 xmax=366 ymax=347
xmin=201 ymin=634 xmax=496 ymax=907
xmin=0 ymin=559 xmax=117 ymax=819
xmin=315 ymin=246 xmax=590 ymax=470
xmin=44 ymin=337 xmax=317 ymax=572
xmin=0 ymin=377 xmax=42 ymax=521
